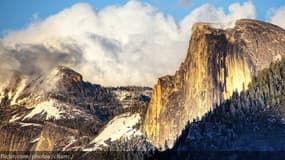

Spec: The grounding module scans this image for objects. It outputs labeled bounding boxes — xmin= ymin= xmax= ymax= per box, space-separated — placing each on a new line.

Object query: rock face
xmin=82 ymin=87 xmax=152 ymax=151
xmin=0 ymin=65 xmax=152 ymax=151
xmin=144 ymin=19 xmax=285 ymax=148
xmin=172 ymin=59 xmax=285 ymax=152
xmin=0 ymin=66 xmax=119 ymax=151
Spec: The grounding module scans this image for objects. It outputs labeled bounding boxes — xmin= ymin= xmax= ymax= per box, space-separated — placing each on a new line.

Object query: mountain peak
xmin=191 ymin=19 xmax=285 ymax=34
xmin=235 ymin=19 xmax=284 ymax=29
xmin=49 ymin=65 xmax=83 ymax=83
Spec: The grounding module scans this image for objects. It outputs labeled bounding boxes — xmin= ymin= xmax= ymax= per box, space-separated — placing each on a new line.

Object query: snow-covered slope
xmin=23 ymin=100 xmax=63 ymax=120
xmin=84 ymin=112 xmax=142 ymax=151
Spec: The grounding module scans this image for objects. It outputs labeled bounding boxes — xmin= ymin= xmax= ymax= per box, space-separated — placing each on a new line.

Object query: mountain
xmin=144 ymin=19 xmax=285 ymax=149
xmin=2 ymin=18 xmax=285 ymax=159
xmin=83 ymin=86 xmax=152 ymax=151
xmin=0 ymin=66 xmax=151 ymax=151
xmin=169 ymin=58 xmax=285 ymax=155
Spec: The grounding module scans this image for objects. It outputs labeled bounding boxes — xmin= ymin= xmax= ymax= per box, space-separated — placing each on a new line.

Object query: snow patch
xmin=84 ymin=112 xmax=141 ymax=151
xmin=23 ymin=100 xmax=63 ymax=120
xmin=114 ymin=90 xmax=132 ymax=108
xmin=9 ymin=114 xmax=22 ymax=123
xmin=19 ymin=122 xmax=42 ymax=127
xmin=114 ymin=90 xmax=129 ymax=102
xmin=30 ymin=137 xmax=40 ymax=143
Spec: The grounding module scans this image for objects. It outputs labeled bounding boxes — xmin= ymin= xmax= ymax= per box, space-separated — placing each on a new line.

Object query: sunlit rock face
xmin=144 ymin=19 xmax=285 ymax=149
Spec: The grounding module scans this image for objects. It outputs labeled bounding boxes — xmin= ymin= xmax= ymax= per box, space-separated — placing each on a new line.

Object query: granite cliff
xmin=144 ymin=19 xmax=285 ymax=148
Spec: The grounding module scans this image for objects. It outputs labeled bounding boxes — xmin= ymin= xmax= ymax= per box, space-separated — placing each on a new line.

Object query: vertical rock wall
xmin=144 ymin=19 xmax=285 ymax=148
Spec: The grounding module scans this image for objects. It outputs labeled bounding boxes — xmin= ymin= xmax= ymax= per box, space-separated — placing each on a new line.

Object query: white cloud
xmin=181 ymin=1 xmax=255 ymax=31
xmin=268 ymin=6 xmax=285 ymax=29
xmin=0 ymin=0 xmax=256 ymax=86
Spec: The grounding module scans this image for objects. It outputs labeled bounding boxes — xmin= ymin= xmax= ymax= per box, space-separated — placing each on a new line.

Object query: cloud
xmin=0 ymin=42 xmax=83 ymax=83
xmin=180 ymin=1 xmax=255 ymax=30
xmin=268 ymin=6 xmax=285 ymax=29
xmin=0 ymin=0 xmax=256 ymax=87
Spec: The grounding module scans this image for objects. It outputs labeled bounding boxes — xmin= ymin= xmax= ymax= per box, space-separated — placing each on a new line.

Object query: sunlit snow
xmin=84 ymin=112 xmax=141 ymax=151
xmin=9 ymin=114 xmax=22 ymax=123
xmin=23 ymin=100 xmax=63 ymax=120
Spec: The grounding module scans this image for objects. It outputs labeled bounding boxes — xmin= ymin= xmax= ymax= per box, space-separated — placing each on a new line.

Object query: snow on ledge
xmin=9 ymin=114 xmax=22 ymax=123
xmin=23 ymin=99 xmax=63 ymax=120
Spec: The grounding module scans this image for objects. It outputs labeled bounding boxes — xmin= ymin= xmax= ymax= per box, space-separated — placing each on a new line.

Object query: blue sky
xmin=0 ymin=0 xmax=284 ymax=35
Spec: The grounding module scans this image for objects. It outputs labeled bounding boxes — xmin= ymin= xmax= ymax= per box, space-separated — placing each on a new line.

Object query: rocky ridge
xmin=0 ymin=66 xmax=151 ymax=151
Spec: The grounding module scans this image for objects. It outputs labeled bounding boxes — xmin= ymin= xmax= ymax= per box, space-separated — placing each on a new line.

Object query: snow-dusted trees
xmin=173 ymin=58 xmax=285 ymax=151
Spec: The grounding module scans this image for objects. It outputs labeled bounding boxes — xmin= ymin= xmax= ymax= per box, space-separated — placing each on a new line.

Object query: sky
xmin=0 ymin=0 xmax=284 ymax=34
xmin=0 ymin=0 xmax=285 ymax=87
